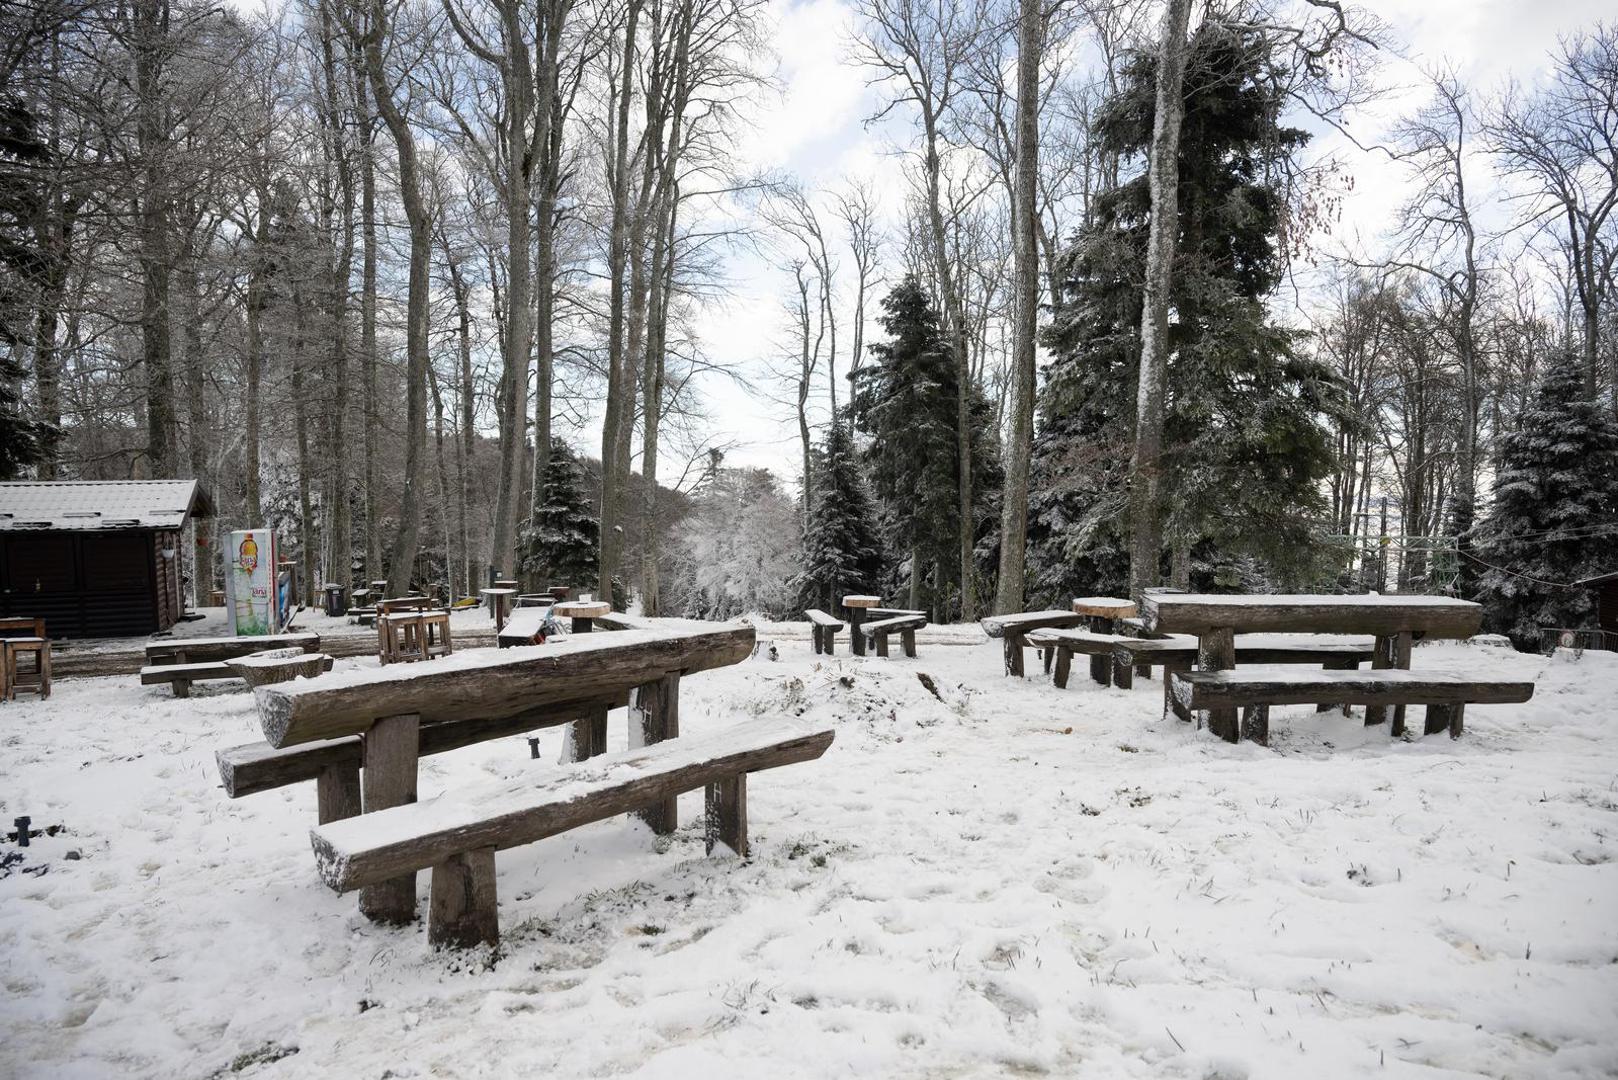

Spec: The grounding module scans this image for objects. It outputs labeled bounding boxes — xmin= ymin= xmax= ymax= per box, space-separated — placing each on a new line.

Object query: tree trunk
xmin=134 ymin=0 xmax=175 ymax=478
xmin=993 ymin=0 xmax=1041 ymax=616
xmin=597 ymin=0 xmax=642 ymax=608
xmin=359 ymin=74 xmax=383 ymax=583
xmin=1127 ymin=0 xmax=1192 ymax=604
xmin=360 ymin=0 xmax=431 ymax=596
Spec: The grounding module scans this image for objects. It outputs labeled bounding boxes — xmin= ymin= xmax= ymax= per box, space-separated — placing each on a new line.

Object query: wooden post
xmin=635 ymin=673 xmax=680 ymax=834
xmin=1424 ymin=703 xmax=1453 ymax=737
xmin=901 ymin=628 xmax=916 ymax=658
xmin=1391 ymin=631 xmax=1412 ymax=736
xmin=1198 ymin=627 xmax=1238 ymax=742
xmin=848 ymin=607 xmax=866 ymax=656
xmin=1240 ymin=704 xmax=1270 ymax=747
xmin=1113 ymin=653 xmax=1133 ymax=690
xmin=1052 ymin=646 xmax=1071 ymax=689
xmin=1448 ymin=702 xmax=1465 ymax=739
xmin=1042 ymin=648 xmax=1053 ymax=675
xmin=427 ymin=847 xmax=498 ymax=950
xmin=1163 ymin=658 xmax=1192 ymax=718
xmin=811 ymin=626 xmax=823 ymax=655
xmin=705 ymin=773 xmax=748 ymax=856
xmin=587 ymin=703 xmax=609 ymax=758
xmin=316 ymin=762 xmax=362 ymax=824
xmin=1365 ymin=632 xmax=1410 ymax=731
xmin=874 ymin=632 xmax=889 ymax=658
xmin=1087 ymin=615 xmax=1112 ymax=685
xmin=1318 ymin=657 xmax=1357 ymax=713
xmin=1003 ymin=633 xmax=1024 ymax=677
xmin=359 ymin=712 xmax=421 ymax=924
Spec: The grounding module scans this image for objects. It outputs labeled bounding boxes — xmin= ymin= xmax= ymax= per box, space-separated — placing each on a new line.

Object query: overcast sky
xmin=676 ymin=0 xmax=1613 ymax=486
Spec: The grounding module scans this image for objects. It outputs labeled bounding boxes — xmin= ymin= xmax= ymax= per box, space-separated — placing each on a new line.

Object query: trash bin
xmin=323 ymin=583 xmax=347 ymax=618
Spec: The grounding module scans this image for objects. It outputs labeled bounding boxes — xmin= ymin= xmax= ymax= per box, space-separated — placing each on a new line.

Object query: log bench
xmin=144 ymin=633 xmax=321 ymax=698
xmin=1112 ymin=635 xmax=1375 ymax=712
xmin=1023 ymin=628 xmax=1123 ymax=688
xmin=860 ymin=614 xmax=926 ymax=658
xmin=216 ymin=692 xmax=633 ymax=823
xmin=309 ymin=720 xmax=836 ymax=949
xmin=804 ymin=609 xmax=845 ymax=655
xmin=1168 ymin=669 xmax=1535 ymax=746
xmin=980 ymin=610 xmax=1085 ymax=677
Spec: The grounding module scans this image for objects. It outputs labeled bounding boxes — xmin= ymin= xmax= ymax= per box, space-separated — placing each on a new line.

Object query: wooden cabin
xmin=0 ymin=480 xmax=211 ymax=638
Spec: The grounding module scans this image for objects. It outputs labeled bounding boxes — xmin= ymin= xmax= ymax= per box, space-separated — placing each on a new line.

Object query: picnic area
xmin=1 ymin=602 xmax=1612 ymax=1079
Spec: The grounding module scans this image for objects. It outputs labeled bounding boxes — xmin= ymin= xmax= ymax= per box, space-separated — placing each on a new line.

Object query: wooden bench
xmin=142 ymin=632 xmax=322 ymax=697
xmin=860 ymin=613 xmax=926 ymax=657
xmin=1113 ymin=634 xmax=1375 ymax=711
xmin=217 ymin=692 xmax=633 ymax=822
xmin=1023 ymin=628 xmax=1123 ymax=688
xmin=311 ymin=721 xmax=834 ymax=949
xmin=804 ymin=609 xmax=845 ymax=655
xmin=1169 ymin=669 xmax=1535 ymax=746
xmin=980 ymin=610 xmax=1086 ymax=677
xmin=231 ymin=620 xmax=756 ymax=927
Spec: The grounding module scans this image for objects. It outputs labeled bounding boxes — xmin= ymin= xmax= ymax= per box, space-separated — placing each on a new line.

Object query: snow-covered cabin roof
xmin=0 ymin=480 xmax=206 ymax=532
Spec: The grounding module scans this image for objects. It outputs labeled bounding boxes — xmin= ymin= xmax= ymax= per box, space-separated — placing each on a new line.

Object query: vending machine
xmin=226 ymin=528 xmax=282 ymax=636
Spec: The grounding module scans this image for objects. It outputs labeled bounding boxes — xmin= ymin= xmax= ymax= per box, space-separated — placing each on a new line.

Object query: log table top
xmin=254 ymin=621 xmax=755 ymax=747
xmin=841 ymin=595 xmax=881 ymax=609
xmin=1071 ymin=597 xmax=1138 ymax=619
xmin=1138 ymin=593 xmax=1482 ymax=638
xmin=552 ymin=601 xmax=611 ymax=620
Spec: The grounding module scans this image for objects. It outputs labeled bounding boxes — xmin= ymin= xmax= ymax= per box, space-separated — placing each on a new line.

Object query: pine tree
xmin=793 ymin=416 xmax=883 ymax=611
xmin=852 ymin=277 xmax=1000 ymax=617
xmin=1474 ymin=360 xmax=1618 ymax=649
xmin=517 ymin=438 xmax=599 ymax=591
xmin=1027 ymin=20 xmax=1342 ymax=602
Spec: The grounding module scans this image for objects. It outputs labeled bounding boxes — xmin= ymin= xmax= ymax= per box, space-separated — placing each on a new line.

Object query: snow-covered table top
xmin=1140 ymin=593 xmax=1482 ymax=638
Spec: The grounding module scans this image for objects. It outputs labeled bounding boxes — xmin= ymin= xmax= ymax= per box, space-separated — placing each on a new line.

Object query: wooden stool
xmin=5 ymin=638 xmax=52 ymax=701
xmin=380 ymin=614 xmax=426 ymax=665
xmin=419 ymin=611 xmax=453 ymax=659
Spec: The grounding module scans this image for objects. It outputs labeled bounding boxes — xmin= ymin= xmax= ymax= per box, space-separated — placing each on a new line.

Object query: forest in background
xmin=2 ymin=0 xmax=1615 ymax=644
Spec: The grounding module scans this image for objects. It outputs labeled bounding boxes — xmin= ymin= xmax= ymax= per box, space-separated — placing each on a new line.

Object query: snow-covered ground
xmin=2 ymin=632 xmax=1615 ymax=1079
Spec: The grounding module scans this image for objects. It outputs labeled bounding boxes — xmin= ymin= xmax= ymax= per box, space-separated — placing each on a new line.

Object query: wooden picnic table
xmin=1138 ymin=593 xmax=1483 ymax=741
xmin=247 ymin=620 xmax=754 ymax=923
xmin=842 ymin=595 xmax=881 ymax=657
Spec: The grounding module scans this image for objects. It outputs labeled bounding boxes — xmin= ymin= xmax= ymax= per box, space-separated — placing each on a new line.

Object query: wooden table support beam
xmin=636 ymin=673 xmax=680 ymax=834
xmin=359 ymin=712 xmax=421 ymax=925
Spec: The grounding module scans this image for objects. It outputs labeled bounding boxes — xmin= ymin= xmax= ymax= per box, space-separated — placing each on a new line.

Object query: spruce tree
xmin=1474 ymin=360 xmax=1618 ymax=648
xmin=1027 ymin=20 xmax=1341 ymax=602
xmin=793 ymin=417 xmax=883 ymax=612
xmin=517 ymin=438 xmax=599 ymax=591
xmin=852 ymin=277 xmax=1000 ymax=617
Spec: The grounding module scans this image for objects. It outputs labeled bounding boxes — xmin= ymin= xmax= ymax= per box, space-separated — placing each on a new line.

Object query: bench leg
xmin=636 ymin=674 xmax=680 ymax=835
xmin=1113 ymin=654 xmax=1134 ymax=690
xmin=811 ymin=626 xmax=823 ymax=654
xmin=1240 ymin=705 xmax=1270 ymax=747
xmin=1042 ymin=647 xmax=1053 ymax=675
xmin=1053 ymin=646 xmax=1072 ymax=689
xmin=875 ymin=633 xmax=889 ymax=658
xmin=827 ymin=630 xmax=839 ymax=656
xmin=705 ymin=773 xmax=748 ymax=856
xmin=1089 ymin=652 xmax=1111 ymax=687
xmin=360 ymin=712 xmax=421 ymax=925
xmin=428 ymin=847 xmax=498 ymax=950
xmin=317 ymin=762 xmax=362 ymax=824
xmin=1137 ymin=662 xmax=1151 ymax=681
xmin=1199 ymin=628 xmax=1239 ymax=743
xmin=901 ymin=628 xmax=916 ymax=658
xmin=1424 ymin=703 xmax=1465 ymax=739
xmin=173 ymin=678 xmax=190 ymax=699
xmin=1003 ymin=635 xmax=1023 ymax=677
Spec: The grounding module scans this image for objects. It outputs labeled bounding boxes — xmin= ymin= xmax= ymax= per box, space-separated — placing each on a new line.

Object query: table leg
xmin=360 ymin=712 xmax=421 ymax=924
xmin=1198 ymin=627 xmax=1238 ymax=742
xmin=1004 ymin=632 xmax=1024 ymax=677
xmin=571 ymin=617 xmax=592 ymax=634
xmin=635 ymin=674 xmax=680 ymax=834
xmin=849 ymin=608 xmax=866 ymax=657
xmin=1365 ymin=632 xmax=1411 ymax=732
